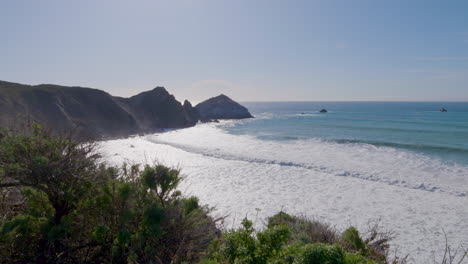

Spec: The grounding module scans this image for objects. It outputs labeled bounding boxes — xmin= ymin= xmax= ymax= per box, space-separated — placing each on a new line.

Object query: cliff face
xmin=116 ymin=87 xmax=198 ymax=132
xmin=183 ymin=100 xmax=200 ymax=124
xmin=0 ymin=81 xmax=196 ymax=138
xmin=195 ymin=94 xmax=253 ymax=120
xmin=0 ymin=81 xmax=254 ymax=138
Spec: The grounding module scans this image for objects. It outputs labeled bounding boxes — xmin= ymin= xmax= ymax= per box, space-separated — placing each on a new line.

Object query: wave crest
xmin=145 ymin=124 xmax=468 ymax=197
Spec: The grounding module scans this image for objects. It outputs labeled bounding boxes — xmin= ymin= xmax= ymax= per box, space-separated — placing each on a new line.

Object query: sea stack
xmin=195 ymin=94 xmax=253 ymax=121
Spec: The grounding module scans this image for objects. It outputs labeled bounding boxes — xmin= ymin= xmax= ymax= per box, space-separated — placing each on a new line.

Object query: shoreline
xmin=100 ymin=128 xmax=468 ymax=263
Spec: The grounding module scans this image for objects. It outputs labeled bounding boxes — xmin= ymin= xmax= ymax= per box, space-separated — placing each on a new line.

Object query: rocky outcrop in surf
xmin=195 ymin=94 xmax=253 ymax=121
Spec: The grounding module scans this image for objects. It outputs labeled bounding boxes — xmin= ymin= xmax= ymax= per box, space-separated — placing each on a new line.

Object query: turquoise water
xmin=228 ymin=102 xmax=468 ymax=165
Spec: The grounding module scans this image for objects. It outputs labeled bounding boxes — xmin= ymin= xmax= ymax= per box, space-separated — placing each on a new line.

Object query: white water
xmin=101 ymin=122 xmax=468 ymax=263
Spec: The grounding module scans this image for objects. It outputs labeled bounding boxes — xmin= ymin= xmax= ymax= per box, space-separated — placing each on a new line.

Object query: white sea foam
xmin=100 ymin=123 xmax=468 ymax=263
xmin=148 ymin=123 xmax=468 ymax=197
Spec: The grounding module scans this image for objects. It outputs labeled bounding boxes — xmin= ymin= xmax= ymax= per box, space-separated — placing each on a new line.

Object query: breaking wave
xmin=146 ymin=123 xmax=468 ymax=197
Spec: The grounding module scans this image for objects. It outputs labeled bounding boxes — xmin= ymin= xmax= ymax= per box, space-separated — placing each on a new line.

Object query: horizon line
xmin=2 ymin=79 xmax=467 ymax=103
xmin=239 ymin=100 xmax=468 ymax=103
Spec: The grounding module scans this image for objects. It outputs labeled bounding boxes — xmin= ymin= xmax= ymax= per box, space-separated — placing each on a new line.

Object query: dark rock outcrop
xmin=0 ymin=81 xmax=254 ymax=138
xmin=0 ymin=81 xmax=197 ymax=138
xmin=183 ymin=100 xmax=200 ymax=124
xmin=195 ymin=94 xmax=253 ymax=120
xmin=116 ymin=87 xmax=198 ymax=131
xmin=319 ymin=109 xmax=327 ymax=113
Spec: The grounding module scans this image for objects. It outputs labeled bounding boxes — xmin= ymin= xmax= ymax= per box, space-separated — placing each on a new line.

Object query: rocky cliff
xmin=0 ymin=81 xmax=197 ymax=138
xmin=116 ymin=87 xmax=198 ymax=132
xmin=195 ymin=94 xmax=253 ymax=120
xmin=0 ymin=81 xmax=252 ymax=138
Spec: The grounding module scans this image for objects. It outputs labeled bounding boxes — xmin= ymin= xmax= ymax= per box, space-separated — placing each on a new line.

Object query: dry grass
xmin=437 ymin=231 xmax=468 ymax=264
xmin=267 ymin=211 xmax=339 ymax=244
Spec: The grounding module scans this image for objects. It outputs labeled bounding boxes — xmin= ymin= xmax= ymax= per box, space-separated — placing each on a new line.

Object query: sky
xmin=1 ymin=0 xmax=468 ymax=102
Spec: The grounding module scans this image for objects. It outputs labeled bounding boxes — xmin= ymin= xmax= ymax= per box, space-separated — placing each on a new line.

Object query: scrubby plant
xmin=297 ymin=243 xmax=346 ymax=264
xmin=0 ymin=123 xmax=220 ymax=263
xmin=266 ymin=212 xmax=403 ymax=264
xmin=436 ymin=232 xmax=468 ymax=264
xmin=209 ymin=218 xmax=290 ymax=264
xmin=205 ymin=213 xmax=380 ymax=264
xmin=342 ymin=227 xmax=366 ymax=253
xmin=267 ymin=211 xmax=338 ymax=244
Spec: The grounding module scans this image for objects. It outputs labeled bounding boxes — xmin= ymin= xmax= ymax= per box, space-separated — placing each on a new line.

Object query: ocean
xmin=240 ymin=102 xmax=468 ymax=166
xmin=101 ymin=102 xmax=468 ymax=263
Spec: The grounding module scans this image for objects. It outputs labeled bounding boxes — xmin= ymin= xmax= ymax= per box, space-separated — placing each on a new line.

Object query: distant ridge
xmin=0 ymin=80 xmax=252 ymax=138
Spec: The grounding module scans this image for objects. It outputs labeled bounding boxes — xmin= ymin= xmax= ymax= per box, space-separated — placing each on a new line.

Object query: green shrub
xmin=268 ymin=211 xmax=338 ymax=244
xmin=210 ymin=218 xmax=290 ymax=264
xmin=0 ymin=124 xmax=220 ymax=263
xmin=298 ymin=243 xmax=345 ymax=264
xmin=208 ymin=215 xmax=382 ymax=264
xmin=342 ymin=227 xmax=366 ymax=252
xmin=344 ymin=252 xmax=380 ymax=264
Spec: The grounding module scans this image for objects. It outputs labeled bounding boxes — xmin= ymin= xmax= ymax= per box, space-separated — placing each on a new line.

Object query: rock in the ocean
xmin=439 ymin=108 xmax=447 ymax=112
xmin=319 ymin=109 xmax=328 ymax=113
xmin=195 ymin=94 xmax=253 ymax=120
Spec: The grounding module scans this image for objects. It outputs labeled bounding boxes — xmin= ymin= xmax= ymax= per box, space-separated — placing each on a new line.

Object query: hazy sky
xmin=1 ymin=0 xmax=468 ymax=102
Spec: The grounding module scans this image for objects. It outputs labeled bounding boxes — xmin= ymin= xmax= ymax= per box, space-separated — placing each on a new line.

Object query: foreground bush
xmin=204 ymin=214 xmax=383 ymax=264
xmin=0 ymin=124 xmax=219 ymax=263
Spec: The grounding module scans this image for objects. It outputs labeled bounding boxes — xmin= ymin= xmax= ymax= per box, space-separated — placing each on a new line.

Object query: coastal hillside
xmin=114 ymin=87 xmax=199 ymax=132
xmin=0 ymin=81 xmax=251 ymax=138
xmin=0 ymin=81 xmax=138 ymax=137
